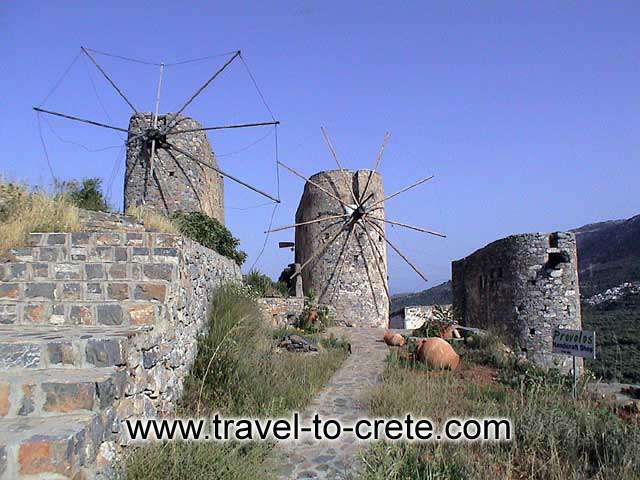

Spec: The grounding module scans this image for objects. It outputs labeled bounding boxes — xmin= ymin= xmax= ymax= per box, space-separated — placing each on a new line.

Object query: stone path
xmin=276 ymin=327 xmax=389 ymax=479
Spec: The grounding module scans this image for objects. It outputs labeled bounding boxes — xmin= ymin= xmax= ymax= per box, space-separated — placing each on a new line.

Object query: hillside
xmin=392 ymin=213 xmax=640 ymax=311
xmin=391 ymin=280 xmax=452 ymax=311
xmin=583 ymin=286 xmax=640 ymax=383
xmin=572 ymin=214 xmax=640 ymax=297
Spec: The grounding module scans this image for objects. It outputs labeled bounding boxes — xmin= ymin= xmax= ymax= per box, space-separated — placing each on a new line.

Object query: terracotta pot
xmin=416 ymin=337 xmax=460 ymax=370
xmin=383 ymin=331 xmax=406 ymax=346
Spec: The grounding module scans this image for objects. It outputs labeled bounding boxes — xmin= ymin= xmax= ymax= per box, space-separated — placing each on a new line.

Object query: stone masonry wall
xmin=0 ymin=231 xmax=241 ymax=476
xmin=452 ymin=232 xmax=581 ymax=372
xmin=124 ymin=113 xmax=225 ymax=223
xmin=256 ymin=297 xmax=305 ymax=328
xmin=115 ymin=236 xmax=242 ymax=424
xmin=295 ymin=170 xmax=389 ymax=328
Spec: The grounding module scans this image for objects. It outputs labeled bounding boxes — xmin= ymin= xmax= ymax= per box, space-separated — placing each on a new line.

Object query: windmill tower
xmin=295 ymin=170 xmax=389 ymax=327
xmin=124 ymin=113 xmax=225 ymax=223
xmin=34 ymin=47 xmax=281 ymax=223
xmin=269 ymin=129 xmax=446 ymax=328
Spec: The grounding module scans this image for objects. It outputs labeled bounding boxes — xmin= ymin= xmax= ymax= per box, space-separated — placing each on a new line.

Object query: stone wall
xmin=124 ymin=113 xmax=225 ymax=223
xmin=0 ymin=231 xmax=241 ymax=477
xmin=116 ymin=236 xmax=242 ymax=423
xmin=452 ymin=232 xmax=581 ymax=371
xmin=256 ymin=297 xmax=305 ymax=328
xmin=294 ymin=170 xmax=389 ymax=327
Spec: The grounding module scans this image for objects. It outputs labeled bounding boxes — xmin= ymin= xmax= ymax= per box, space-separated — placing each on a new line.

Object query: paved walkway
xmin=276 ymin=327 xmax=389 ymax=479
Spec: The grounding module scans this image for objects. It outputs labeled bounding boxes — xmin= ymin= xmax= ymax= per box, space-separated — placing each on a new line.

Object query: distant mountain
xmin=391 ymin=213 xmax=640 ymax=310
xmin=391 ymin=280 xmax=452 ymax=312
xmin=573 ymin=214 xmax=640 ymax=297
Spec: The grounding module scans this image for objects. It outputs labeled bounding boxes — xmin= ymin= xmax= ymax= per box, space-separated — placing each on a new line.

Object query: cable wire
xmin=38 ymin=51 xmax=82 ymax=107
xmin=250 ymin=202 xmax=279 ymax=271
xmin=83 ymin=47 xmax=161 ymax=66
xmin=239 ymin=53 xmax=276 ymax=121
xmin=165 ymin=51 xmax=239 ymax=67
xmin=43 ymin=116 xmax=122 ymax=152
xmin=36 ymin=113 xmax=56 ymax=181
xmin=216 ymin=129 xmax=273 ymax=158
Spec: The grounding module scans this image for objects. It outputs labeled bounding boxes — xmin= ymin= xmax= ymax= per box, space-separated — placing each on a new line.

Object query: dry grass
xmin=124 ymin=284 xmax=348 ymax=479
xmin=359 ymin=347 xmax=640 ymax=480
xmin=125 ymin=205 xmax=178 ymax=234
xmin=0 ymin=179 xmax=80 ymax=250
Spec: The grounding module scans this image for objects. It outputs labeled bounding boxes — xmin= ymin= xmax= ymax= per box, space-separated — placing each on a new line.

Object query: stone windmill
xmin=34 ymin=47 xmax=281 ymax=223
xmin=270 ymin=129 xmax=446 ymax=328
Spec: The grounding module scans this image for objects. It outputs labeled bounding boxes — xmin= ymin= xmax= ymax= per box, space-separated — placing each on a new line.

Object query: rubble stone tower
xmin=295 ymin=170 xmax=389 ymax=327
xmin=452 ymin=231 xmax=582 ymax=372
xmin=124 ymin=113 xmax=225 ymax=223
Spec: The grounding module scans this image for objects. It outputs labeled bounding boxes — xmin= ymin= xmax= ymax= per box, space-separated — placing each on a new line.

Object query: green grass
xmin=583 ymin=295 xmax=640 ymax=384
xmin=359 ymin=343 xmax=640 ymax=480
xmin=123 ymin=284 xmax=348 ymax=479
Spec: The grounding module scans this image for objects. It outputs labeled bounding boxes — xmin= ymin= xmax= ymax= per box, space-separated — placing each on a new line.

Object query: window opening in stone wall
xmin=547 ymin=251 xmax=570 ymax=269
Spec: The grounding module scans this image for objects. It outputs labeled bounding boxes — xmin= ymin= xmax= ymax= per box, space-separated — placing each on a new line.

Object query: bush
xmin=171 ymin=211 xmax=247 ymax=266
xmin=412 ymin=305 xmax=457 ymax=338
xmin=0 ymin=179 xmax=80 ymax=250
xmin=56 ymin=177 xmax=110 ymax=212
xmin=245 ymin=268 xmax=289 ymax=297
xmin=294 ymin=292 xmax=334 ymax=333
xmin=278 ymin=263 xmax=298 ymax=296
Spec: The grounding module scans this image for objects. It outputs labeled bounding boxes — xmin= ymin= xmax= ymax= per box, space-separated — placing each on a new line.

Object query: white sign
xmin=552 ymin=328 xmax=596 ymax=359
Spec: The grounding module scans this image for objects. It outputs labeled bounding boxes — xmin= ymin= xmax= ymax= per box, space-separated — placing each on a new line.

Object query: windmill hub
xmin=145 ymin=127 xmax=167 ymax=144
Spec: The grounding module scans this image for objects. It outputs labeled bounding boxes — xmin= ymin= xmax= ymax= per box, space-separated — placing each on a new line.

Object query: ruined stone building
xmin=452 ymin=232 xmax=581 ymax=371
xmin=295 ymin=170 xmax=389 ymax=327
xmin=124 ymin=113 xmax=225 ymax=223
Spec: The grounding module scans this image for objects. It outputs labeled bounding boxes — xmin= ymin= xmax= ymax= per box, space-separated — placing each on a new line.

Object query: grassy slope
xmin=359 ymin=341 xmax=640 ymax=480
xmin=124 ymin=284 xmax=348 ymax=480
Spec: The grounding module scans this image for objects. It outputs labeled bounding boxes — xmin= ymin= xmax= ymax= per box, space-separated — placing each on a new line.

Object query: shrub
xmin=171 ymin=210 xmax=247 ymax=266
xmin=56 ymin=177 xmax=110 ymax=212
xmin=245 ymin=268 xmax=289 ymax=297
xmin=294 ymin=292 xmax=334 ymax=333
xmin=0 ymin=179 xmax=80 ymax=250
xmin=278 ymin=263 xmax=298 ymax=296
xmin=412 ymin=305 xmax=457 ymax=338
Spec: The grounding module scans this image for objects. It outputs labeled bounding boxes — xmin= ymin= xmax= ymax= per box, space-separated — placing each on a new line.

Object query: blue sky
xmin=1 ymin=1 xmax=639 ymax=293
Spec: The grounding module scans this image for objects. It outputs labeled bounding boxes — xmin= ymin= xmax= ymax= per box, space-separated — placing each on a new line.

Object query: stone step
xmin=29 ymin=232 xmax=179 ymax=249
xmin=1 ymin=279 xmax=171 ymax=303
xmin=0 ymin=367 xmax=125 ymax=418
xmin=7 ymin=243 xmax=180 ymax=265
xmin=0 ymin=412 xmax=107 ymax=479
xmin=0 ymin=261 xmax=177 ymax=282
xmin=1 ymin=299 xmax=165 ymax=327
xmin=0 ymin=325 xmax=151 ymax=371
